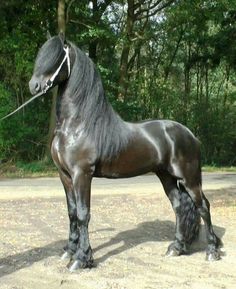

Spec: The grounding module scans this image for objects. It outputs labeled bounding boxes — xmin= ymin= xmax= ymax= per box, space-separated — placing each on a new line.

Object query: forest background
xmin=0 ymin=0 xmax=235 ymax=174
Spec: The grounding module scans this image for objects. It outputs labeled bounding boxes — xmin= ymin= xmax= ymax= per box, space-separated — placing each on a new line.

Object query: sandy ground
xmin=0 ymin=173 xmax=236 ymax=289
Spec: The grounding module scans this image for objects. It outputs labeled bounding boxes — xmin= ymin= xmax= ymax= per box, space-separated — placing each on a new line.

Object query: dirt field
xmin=0 ymin=173 xmax=236 ymax=289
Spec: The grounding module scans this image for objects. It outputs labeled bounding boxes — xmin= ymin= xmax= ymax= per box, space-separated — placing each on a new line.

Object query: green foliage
xmin=0 ymin=0 xmax=56 ymax=161
xmin=118 ymin=0 xmax=236 ymax=165
xmin=15 ymin=159 xmax=56 ymax=173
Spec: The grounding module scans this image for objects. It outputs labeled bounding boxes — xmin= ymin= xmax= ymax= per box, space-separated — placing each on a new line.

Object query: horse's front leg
xmin=59 ymin=171 xmax=78 ymax=260
xmin=68 ymin=170 xmax=93 ymax=271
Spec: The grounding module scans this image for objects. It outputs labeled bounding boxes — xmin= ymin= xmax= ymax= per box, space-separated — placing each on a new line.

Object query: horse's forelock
xmin=34 ymin=36 xmax=64 ymax=75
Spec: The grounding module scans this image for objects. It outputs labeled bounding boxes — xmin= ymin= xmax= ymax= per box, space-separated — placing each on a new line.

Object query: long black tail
xmin=178 ymin=183 xmax=201 ymax=245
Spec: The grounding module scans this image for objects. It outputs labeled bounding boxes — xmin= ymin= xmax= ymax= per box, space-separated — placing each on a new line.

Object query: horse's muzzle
xmin=29 ymin=77 xmax=41 ymax=95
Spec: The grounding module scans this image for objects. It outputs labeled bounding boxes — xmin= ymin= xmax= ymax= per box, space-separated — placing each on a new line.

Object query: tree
xmin=45 ymin=0 xmax=67 ymax=160
xmin=118 ymin=0 xmax=176 ymax=100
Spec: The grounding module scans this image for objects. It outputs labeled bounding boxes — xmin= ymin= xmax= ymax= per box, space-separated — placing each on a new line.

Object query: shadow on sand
xmin=0 ymin=219 xmax=225 ymax=277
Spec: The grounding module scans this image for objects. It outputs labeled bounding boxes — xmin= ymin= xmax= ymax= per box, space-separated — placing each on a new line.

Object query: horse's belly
xmin=94 ymin=139 xmax=159 ymax=178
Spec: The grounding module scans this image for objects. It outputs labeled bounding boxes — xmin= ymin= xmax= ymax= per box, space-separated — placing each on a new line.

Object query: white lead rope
xmin=0 ymin=90 xmax=46 ymax=121
xmin=0 ymin=45 xmax=70 ymax=121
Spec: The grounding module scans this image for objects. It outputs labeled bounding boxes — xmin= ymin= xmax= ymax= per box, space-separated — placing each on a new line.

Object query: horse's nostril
xmin=35 ymin=82 xmax=40 ymax=92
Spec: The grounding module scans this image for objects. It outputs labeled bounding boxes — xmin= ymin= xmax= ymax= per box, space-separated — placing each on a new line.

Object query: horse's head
xmin=29 ymin=33 xmax=70 ymax=95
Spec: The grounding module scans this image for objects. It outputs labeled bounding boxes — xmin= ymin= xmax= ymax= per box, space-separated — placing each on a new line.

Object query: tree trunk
xmin=44 ymin=0 xmax=66 ymax=161
xmin=88 ymin=0 xmax=112 ymax=63
xmin=89 ymin=40 xmax=98 ymax=63
xmin=183 ymin=41 xmax=191 ymax=125
xmin=89 ymin=0 xmax=98 ymax=62
xmin=205 ymin=63 xmax=209 ymax=108
xmin=164 ymin=29 xmax=183 ymax=81
xmin=118 ymin=0 xmax=135 ymax=101
xmin=58 ymin=0 xmax=66 ymax=32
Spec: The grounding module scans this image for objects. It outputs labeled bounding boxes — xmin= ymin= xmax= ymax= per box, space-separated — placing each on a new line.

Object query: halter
xmin=0 ymin=45 xmax=71 ymax=121
xmin=43 ymin=45 xmax=70 ymax=92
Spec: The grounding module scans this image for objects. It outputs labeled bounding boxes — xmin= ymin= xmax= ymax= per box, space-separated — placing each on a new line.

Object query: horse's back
xmin=141 ymin=119 xmax=200 ymax=156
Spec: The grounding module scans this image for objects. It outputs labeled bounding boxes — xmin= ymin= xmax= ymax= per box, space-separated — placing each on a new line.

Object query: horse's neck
xmin=55 ymin=74 xmax=113 ymax=130
xmin=55 ymin=63 xmax=131 ymax=159
xmin=55 ymin=49 xmax=128 ymax=160
xmin=55 ymin=86 xmax=74 ymax=125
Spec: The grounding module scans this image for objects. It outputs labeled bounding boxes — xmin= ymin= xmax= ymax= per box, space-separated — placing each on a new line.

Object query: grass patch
xmin=0 ymin=160 xmax=58 ymax=178
xmin=0 ymin=161 xmax=235 ymax=178
xmin=202 ymin=166 xmax=236 ymax=172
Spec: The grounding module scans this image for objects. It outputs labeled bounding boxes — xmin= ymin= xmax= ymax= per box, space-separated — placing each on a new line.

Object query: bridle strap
xmin=43 ymin=45 xmax=70 ymax=92
xmin=0 ymin=45 xmax=71 ymax=121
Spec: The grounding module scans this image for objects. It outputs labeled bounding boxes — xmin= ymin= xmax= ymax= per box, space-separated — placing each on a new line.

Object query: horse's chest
xmin=51 ymin=130 xmax=96 ymax=171
xmin=51 ymin=132 xmax=78 ymax=167
xmin=51 ymin=134 xmax=66 ymax=168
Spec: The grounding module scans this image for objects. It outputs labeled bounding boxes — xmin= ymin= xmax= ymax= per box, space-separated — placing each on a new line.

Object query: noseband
xmin=0 ymin=45 xmax=71 ymax=121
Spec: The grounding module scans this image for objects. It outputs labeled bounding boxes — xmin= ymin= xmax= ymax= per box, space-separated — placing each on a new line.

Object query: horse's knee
xmin=77 ymin=206 xmax=90 ymax=227
xmin=68 ymin=207 xmax=77 ymax=221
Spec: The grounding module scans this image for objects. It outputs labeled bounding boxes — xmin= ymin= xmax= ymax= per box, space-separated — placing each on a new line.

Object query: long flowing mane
xmin=56 ymin=39 xmax=131 ymax=160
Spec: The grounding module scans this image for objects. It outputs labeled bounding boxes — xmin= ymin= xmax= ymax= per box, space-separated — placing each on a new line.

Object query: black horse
xmin=29 ymin=34 xmax=222 ymax=271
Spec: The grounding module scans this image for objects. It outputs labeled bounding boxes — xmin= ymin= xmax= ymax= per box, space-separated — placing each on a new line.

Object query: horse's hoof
xmin=165 ymin=240 xmax=186 ymax=257
xmin=67 ymin=260 xmax=84 ymax=272
xmin=206 ymin=250 xmax=221 ymax=261
xmin=61 ymin=251 xmax=72 ymax=261
xmin=67 ymin=258 xmax=94 ymax=272
xmin=165 ymin=247 xmax=181 ymax=257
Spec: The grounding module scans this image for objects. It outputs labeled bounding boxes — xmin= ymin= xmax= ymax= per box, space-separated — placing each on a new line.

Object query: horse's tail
xmin=178 ymin=183 xmax=201 ymax=244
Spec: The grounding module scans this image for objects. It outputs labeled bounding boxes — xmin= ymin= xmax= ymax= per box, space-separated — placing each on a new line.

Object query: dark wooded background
xmin=0 ymin=0 xmax=235 ymax=166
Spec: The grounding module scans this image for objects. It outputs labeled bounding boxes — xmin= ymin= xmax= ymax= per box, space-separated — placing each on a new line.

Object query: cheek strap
xmin=44 ymin=45 xmax=71 ymax=92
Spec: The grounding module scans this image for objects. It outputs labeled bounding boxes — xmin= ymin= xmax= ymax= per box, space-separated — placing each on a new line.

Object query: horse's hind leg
xmin=59 ymin=171 xmax=78 ymax=260
xmin=184 ymin=181 xmax=222 ymax=260
xmin=157 ymin=171 xmax=189 ymax=256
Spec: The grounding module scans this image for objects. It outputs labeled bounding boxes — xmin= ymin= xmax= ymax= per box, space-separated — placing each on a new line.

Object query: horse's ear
xmin=46 ymin=30 xmax=52 ymax=40
xmin=58 ymin=32 xmax=65 ymax=45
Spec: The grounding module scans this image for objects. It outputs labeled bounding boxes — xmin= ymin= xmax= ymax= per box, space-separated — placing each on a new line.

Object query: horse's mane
xmin=54 ymin=38 xmax=131 ymax=160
